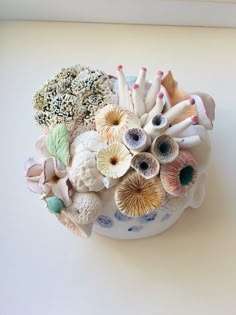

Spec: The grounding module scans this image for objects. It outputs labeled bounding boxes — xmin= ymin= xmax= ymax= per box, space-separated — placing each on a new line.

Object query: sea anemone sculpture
xmin=25 ymin=64 xmax=215 ymax=239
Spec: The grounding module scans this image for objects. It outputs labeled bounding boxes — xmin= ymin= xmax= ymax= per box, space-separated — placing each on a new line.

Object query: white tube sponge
xmin=145 ymin=70 xmax=163 ymax=112
xmin=177 ymin=125 xmax=211 ymax=174
xmin=166 ymin=115 xmax=198 ymax=137
xmin=132 ymin=83 xmax=146 ymax=118
xmin=145 ymin=92 xmax=165 ymax=124
xmin=164 ymin=98 xmax=196 ymax=123
xmin=135 ymin=67 xmax=147 ymax=96
xmin=116 ymin=65 xmax=133 ymax=111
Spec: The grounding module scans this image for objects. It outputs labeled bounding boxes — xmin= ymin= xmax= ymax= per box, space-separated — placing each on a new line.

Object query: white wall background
xmin=1 ymin=21 xmax=236 ymax=315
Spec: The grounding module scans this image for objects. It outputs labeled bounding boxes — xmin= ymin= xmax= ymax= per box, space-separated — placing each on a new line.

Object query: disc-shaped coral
xmin=95 ymin=104 xmax=140 ymax=144
xmin=160 ymin=150 xmax=198 ymax=196
xmin=115 ymin=172 xmax=166 ymax=217
xmin=151 ymin=134 xmax=179 ymax=164
xmin=97 ymin=143 xmax=132 ymax=179
xmin=130 ymin=152 xmax=160 ymax=179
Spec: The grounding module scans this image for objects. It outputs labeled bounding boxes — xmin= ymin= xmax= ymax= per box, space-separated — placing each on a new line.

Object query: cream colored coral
xmin=65 ymin=192 xmax=102 ymax=225
xmin=68 ymin=131 xmax=107 ymax=192
xmin=68 ymin=144 xmax=105 ymax=192
xmin=70 ymin=131 xmax=106 ymax=156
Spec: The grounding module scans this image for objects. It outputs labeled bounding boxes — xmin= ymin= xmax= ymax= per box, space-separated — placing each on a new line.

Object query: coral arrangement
xmin=25 ymin=64 xmax=215 ymax=238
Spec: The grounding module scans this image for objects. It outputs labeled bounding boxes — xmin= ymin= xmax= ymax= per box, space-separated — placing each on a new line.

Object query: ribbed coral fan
xmin=25 ymin=64 xmax=215 ymax=238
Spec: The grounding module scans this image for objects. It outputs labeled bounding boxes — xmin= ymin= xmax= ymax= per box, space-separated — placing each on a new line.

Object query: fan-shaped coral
xmin=95 ymin=104 xmax=140 ymax=144
xmin=115 ymin=172 xmax=166 ymax=217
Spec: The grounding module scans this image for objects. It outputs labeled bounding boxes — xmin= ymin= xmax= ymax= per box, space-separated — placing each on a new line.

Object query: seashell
xmin=115 ymin=171 xmax=166 ymax=217
xmin=151 ymin=134 xmax=179 ymax=164
xmin=161 ymin=71 xmax=189 ymax=106
xmin=124 ymin=128 xmax=151 ymax=153
xmin=131 ymin=152 xmax=160 ymax=179
xmin=65 ymin=192 xmax=102 ymax=225
xmin=145 ymin=92 xmax=165 ymax=124
xmin=132 ymin=83 xmax=146 ymax=118
xmin=190 ymin=92 xmax=215 ymax=130
xmin=97 ymin=143 xmax=132 ymax=179
xmin=164 ymin=98 xmax=196 ymax=123
xmin=56 ymin=210 xmax=93 ymax=238
xmin=160 ymin=150 xmax=198 ymax=196
xmin=95 ymin=104 xmax=140 ymax=144
xmin=165 ymin=115 xmax=198 ymax=137
xmin=116 ymin=65 xmax=133 ymax=111
xmin=145 ymin=70 xmax=163 ymax=112
xmin=144 ymin=114 xmax=168 ymax=139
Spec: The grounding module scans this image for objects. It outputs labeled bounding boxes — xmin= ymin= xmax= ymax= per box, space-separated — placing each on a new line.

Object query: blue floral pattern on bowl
xmin=161 ymin=213 xmax=172 ymax=222
xmin=128 ymin=225 xmax=144 ymax=232
xmin=137 ymin=211 xmax=157 ymax=224
xmin=114 ymin=210 xmax=132 ymax=222
xmin=97 ymin=216 xmax=113 ymax=228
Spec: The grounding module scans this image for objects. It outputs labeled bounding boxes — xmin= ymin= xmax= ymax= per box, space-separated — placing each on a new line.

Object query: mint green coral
xmin=46 ymin=124 xmax=69 ymax=167
xmin=46 ymin=196 xmax=64 ymax=214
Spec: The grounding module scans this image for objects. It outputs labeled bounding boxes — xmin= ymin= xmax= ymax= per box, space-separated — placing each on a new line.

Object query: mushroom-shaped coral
xmin=97 ymin=143 xmax=132 ymax=179
xmin=160 ymin=150 xmax=198 ymax=196
xmin=95 ymin=104 xmax=140 ymax=144
xmin=115 ymin=172 xmax=166 ymax=217
xmin=124 ymin=128 xmax=151 ymax=153
xmin=65 ymin=192 xmax=102 ymax=225
xmin=151 ymin=134 xmax=179 ymax=164
xmin=131 ymin=152 xmax=160 ymax=179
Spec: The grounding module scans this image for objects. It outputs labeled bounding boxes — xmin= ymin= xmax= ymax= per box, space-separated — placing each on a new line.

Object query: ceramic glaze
xmin=25 ymin=64 xmax=215 ymax=239
xmin=94 ymin=169 xmax=208 ymax=239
